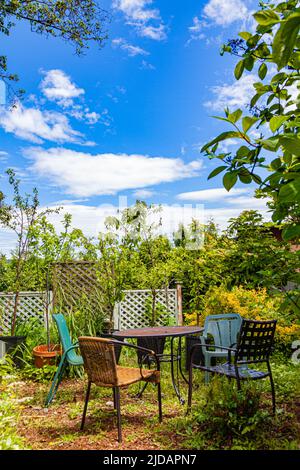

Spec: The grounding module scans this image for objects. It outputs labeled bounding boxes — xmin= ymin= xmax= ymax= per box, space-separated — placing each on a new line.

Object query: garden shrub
xmin=189 ymin=376 xmax=271 ymax=449
xmin=185 ymin=285 xmax=300 ymax=353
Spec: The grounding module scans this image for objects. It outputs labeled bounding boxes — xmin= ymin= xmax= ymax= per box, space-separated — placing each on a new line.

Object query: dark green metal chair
xmin=188 ymin=319 xmax=277 ymax=414
xmin=45 ymin=313 xmax=84 ymax=406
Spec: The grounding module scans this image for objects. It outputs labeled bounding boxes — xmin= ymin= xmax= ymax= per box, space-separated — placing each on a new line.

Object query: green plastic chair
xmin=199 ymin=313 xmax=242 ymax=384
xmin=45 ymin=313 xmax=84 ymax=406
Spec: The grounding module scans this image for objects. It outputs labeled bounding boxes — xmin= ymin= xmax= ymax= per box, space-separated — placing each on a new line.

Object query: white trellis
xmin=114 ymin=289 xmax=180 ymax=330
xmin=0 ymin=291 xmax=51 ymax=334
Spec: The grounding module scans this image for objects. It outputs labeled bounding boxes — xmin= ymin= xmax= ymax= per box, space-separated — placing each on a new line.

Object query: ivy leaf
xmin=208 ymin=165 xmax=227 ymax=180
xmin=223 ymin=172 xmax=238 ymax=191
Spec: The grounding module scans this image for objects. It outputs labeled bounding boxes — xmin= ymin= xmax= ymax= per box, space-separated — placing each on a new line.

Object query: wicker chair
xmin=78 ymin=336 xmax=162 ymax=443
xmin=188 ymin=319 xmax=277 ymax=414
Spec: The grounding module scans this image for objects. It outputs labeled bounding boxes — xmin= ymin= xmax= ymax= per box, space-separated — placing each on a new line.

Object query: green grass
xmin=0 ymin=354 xmax=299 ymax=450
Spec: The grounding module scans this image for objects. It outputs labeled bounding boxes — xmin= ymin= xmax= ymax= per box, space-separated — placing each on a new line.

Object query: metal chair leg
xmin=136 ymin=381 xmax=148 ymax=398
xmin=268 ymin=367 xmax=276 ymax=415
xmin=45 ymin=357 xmax=66 ymax=407
xmin=80 ymin=381 xmax=91 ymax=431
xmin=115 ymin=387 xmax=122 ymax=443
xmin=187 ymin=363 xmax=193 ymax=413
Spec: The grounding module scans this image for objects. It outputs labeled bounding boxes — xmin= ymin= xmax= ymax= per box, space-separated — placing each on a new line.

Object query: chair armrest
xmin=107 ymin=339 xmax=160 ymax=375
xmin=190 ymin=342 xmax=237 ymax=366
xmin=64 ymin=343 xmax=80 ymax=354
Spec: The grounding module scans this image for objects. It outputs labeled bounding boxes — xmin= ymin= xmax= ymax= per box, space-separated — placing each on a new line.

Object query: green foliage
xmin=202 ymin=0 xmax=300 ymax=243
xmin=193 ymin=377 xmax=267 ymax=440
xmin=144 ymin=298 xmax=176 ymax=327
xmin=0 ymin=385 xmax=26 ymax=449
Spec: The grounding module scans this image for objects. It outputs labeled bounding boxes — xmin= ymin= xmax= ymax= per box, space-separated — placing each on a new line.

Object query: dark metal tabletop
xmin=113 ymin=325 xmax=203 ymax=339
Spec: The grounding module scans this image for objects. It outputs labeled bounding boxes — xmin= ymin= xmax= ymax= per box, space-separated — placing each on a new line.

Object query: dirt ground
xmin=11 ymin=378 xmax=187 ymax=450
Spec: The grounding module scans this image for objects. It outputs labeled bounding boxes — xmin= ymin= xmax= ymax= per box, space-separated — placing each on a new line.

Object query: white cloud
xmin=132 ymin=189 xmax=155 ymax=198
xmin=112 ymin=38 xmax=149 ymax=56
xmin=187 ymin=0 xmax=253 ymax=44
xmin=177 ymin=187 xmax=250 ymax=202
xmin=39 ymin=69 xmax=104 ymax=127
xmin=140 ymin=60 xmax=156 ymax=70
xmin=203 ymin=0 xmax=249 ymax=26
xmin=40 ymin=69 xmax=84 ymax=107
xmin=187 ymin=16 xmax=206 ymax=43
xmin=26 ymin=147 xmax=202 ymax=197
xmin=204 ymin=74 xmax=256 ymax=111
xmin=113 ymin=0 xmax=167 ymax=40
xmin=139 ymin=24 xmax=166 ymax=40
xmin=0 ymin=151 xmax=8 ymax=161
xmin=0 ymin=103 xmax=83 ymax=144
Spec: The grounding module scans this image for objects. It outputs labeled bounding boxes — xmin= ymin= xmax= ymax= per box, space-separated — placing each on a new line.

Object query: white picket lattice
xmin=0 ymin=292 xmax=51 ymax=334
xmin=114 ymin=289 xmax=178 ymax=330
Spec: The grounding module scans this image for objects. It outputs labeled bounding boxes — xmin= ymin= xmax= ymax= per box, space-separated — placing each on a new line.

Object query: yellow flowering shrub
xmin=184 ymin=286 xmax=300 ymax=349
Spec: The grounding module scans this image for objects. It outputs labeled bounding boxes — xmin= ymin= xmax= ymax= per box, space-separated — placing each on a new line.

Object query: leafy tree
xmin=0 ymin=1 xmax=109 ymax=100
xmin=223 ymin=210 xmax=298 ymax=292
xmin=202 ymin=0 xmax=300 ymax=242
xmin=0 ymin=169 xmax=58 ymax=334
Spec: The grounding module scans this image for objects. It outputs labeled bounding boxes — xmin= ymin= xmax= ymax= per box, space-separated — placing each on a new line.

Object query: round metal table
xmin=114 ymin=326 xmax=203 ymax=404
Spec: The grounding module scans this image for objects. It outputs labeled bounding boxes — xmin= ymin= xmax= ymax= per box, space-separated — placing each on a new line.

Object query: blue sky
xmin=0 ymin=0 xmax=270 ymax=252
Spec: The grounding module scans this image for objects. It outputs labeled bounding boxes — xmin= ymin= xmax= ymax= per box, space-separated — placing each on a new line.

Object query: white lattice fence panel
xmin=0 ymin=292 xmax=50 ymax=334
xmin=115 ymin=289 xmax=178 ymax=330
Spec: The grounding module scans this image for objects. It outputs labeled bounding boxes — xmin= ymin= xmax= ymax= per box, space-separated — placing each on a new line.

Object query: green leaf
xmin=238 ymin=170 xmax=252 ymax=184
xmin=250 ymin=93 xmax=262 ymax=108
xmin=260 ymin=137 xmax=280 ymax=151
xmin=242 ymin=116 xmax=258 ymax=133
xmin=234 ymin=60 xmax=245 ymax=80
xmin=208 ymin=166 xmax=227 ymax=180
xmin=279 ymin=179 xmax=300 ymax=202
xmin=236 ymin=145 xmax=251 ymax=158
xmin=244 ymin=56 xmax=255 ymax=71
xmin=258 ymin=62 xmax=268 ymax=80
xmin=228 ymin=109 xmax=243 ymax=123
xmin=223 ymin=172 xmax=238 ymax=191
xmin=273 ymin=12 xmax=300 ymax=69
xmin=253 ymin=10 xmax=280 ymax=26
xmin=270 ymin=157 xmax=282 ymax=170
xmin=280 ymin=136 xmax=300 ymax=156
xmin=269 ymin=115 xmax=288 ymax=133
xmin=239 ymin=31 xmax=252 ymax=41
xmin=282 ymin=224 xmax=300 ymax=241
xmin=251 ymin=174 xmax=262 ymax=184
xmin=201 ymin=131 xmax=244 ymax=152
